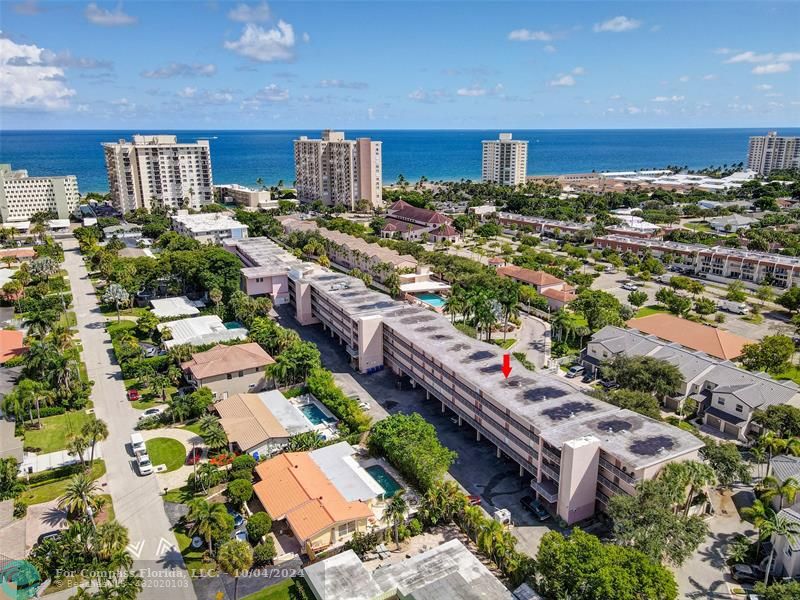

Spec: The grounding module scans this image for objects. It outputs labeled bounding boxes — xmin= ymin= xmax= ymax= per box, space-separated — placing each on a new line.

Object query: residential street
xmin=508 ymin=312 xmax=550 ymax=369
xmin=61 ymin=238 xmax=196 ymax=600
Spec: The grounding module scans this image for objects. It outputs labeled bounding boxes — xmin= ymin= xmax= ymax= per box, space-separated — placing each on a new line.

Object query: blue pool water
xmin=299 ymin=403 xmax=336 ymax=425
xmin=365 ymin=465 xmax=403 ymax=499
xmin=223 ymin=321 xmax=244 ymax=330
xmin=416 ymin=293 xmax=446 ymax=308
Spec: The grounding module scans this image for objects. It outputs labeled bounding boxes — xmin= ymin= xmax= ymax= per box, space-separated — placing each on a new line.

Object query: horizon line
xmin=3 ymin=126 xmax=799 ymax=133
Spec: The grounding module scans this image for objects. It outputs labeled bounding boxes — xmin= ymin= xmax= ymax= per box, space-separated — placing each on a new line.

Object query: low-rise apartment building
xmin=497 ymin=265 xmax=576 ymax=310
xmin=595 ymin=234 xmax=800 ymax=289
xmin=381 ymin=200 xmax=460 ymax=243
xmin=252 ymin=250 xmax=704 ymax=524
xmin=223 ymin=237 xmax=305 ymax=304
xmin=215 ymin=184 xmax=271 ymax=210
xmin=0 ymin=163 xmax=79 ymax=222
xmin=583 ymin=326 xmax=800 ymax=441
xmin=171 ymin=211 xmax=248 ymax=243
xmin=498 ymin=212 xmax=592 ymax=239
xmin=181 ymin=342 xmax=274 ymax=399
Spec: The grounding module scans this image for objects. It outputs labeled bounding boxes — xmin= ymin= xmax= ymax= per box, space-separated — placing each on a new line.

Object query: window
xmin=238 ymin=371 xmax=244 ymax=377
xmin=338 ymin=521 xmax=356 ymax=536
xmin=226 ymin=374 xmax=232 ymax=380
xmin=735 ymin=404 xmax=743 ymax=413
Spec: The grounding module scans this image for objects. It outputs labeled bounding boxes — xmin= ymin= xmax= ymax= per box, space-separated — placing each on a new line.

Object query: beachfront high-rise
xmin=102 ymin=135 xmax=213 ymax=213
xmin=747 ymin=131 xmax=800 ymax=176
xmin=293 ymin=130 xmax=382 ymax=209
xmin=481 ymin=133 xmax=528 ymax=187
xmin=0 ymin=163 xmax=80 ymax=223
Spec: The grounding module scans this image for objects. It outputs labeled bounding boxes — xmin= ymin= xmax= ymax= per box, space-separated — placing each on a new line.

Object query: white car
xmin=136 ymin=453 xmax=153 ymax=476
xmin=139 ymin=407 xmax=163 ymax=420
xmin=358 ymin=400 xmax=370 ymax=411
xmin=130 ymin=432 xmax=146 ymax=456
xmin=621 ymin=283 xmax=639 ymax=291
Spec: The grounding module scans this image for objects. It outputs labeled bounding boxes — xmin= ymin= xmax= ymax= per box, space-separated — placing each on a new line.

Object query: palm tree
xmin=58 ymin=472 xmax=102 ymax=517
xmin=23 ymin=309 xmax=59 ymax=338
xmin=187 ymin=498 xmax=230 ymax=556
xmin=477 ymin=518 xmax=506 ymax=561
xmin=48 ymin=322 xmax=74 ymax=352
xmin=82 ymin=419 xmax=109 ymax=465
xmin=383 ymin=491 xmax=408 ymax=549
xmin=751 ymin=446 xmax=767 ymax=480
xmin=681 ymin=460 xmax=717 ymax=516
xmin=760 ymin=432 xmax=788 ymax=467
xmin=760 ymin=511 xmax=800 ymax=584
xmin=0 ymin=458 xmax=24 ymax=500
xmin=194 ymin=462 xmax=222 ymax=494
xmin=94 ymin=520 xmax=129 ymax=560
xmin=67 ymin=434 xmax=90 ymax=467
xmin=217 ymin=540 xmax=254 ymax=600
xmin=103 ymin=283 xmax=131 ymax=322
xmin=498 ymin=284 xmax=520 ymax=342
xmin=741 ymin=498 xmax=770 ymax=557
xmin=759 ymin=476 xmax=799 ymax=510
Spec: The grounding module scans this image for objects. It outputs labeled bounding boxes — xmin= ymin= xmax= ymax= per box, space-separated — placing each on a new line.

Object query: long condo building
xmin=228 ymin=237 xmax=704 ymax=525
xmin=294 ymin=130 xmax=382 ymax=209
xmin=0 ymin=163 xmax=80 ymax=222
xmin=482 ymin=133 xmax=528 ymax=187
xmin=747 ymin=131 xmax=800 ymax=176
xmin=595 ymin=234 xmax=800 ymax=289
xmin=102 ymin=134 xmax=213 ymax=213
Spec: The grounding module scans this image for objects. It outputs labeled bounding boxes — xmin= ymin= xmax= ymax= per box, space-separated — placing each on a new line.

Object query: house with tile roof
xmin=584 ymin=325 xmax=800 ymax=441
xmin=626 ymin=313 xmax=753 ymax=361
xmin=381 ymin=200 xmax=460 ymax=242
xmin=772 ymin=508 xmax=800 ymax=579
xmin=213 ymin=390 xmax=316 ymax=457
xmin=182 ymin=342 xmax=274 ymax=399
xmin=497 ymin=264 xmax=577 ymax=310
xmin=767 ymin=455 xmax=800 ymax=514
xmin=252 ymin=442 xmax=384 ymax=556
xmin=0 ymin=330 xmax=26 ymax=364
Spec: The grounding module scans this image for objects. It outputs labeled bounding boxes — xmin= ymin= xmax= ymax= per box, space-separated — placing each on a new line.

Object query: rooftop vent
xmin=597 ymin=419 xmax=633 ymax=434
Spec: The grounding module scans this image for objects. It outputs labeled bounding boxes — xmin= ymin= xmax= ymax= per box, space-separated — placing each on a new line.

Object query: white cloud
xmin=593 ymin=16 xmax=641 ymax=33
xmin=508 ymin=29 xmax=553 ymax=42
xmin=227 ymin=2 xmax=270 ymax=23
xmin=302 ymin=32 xmax=310 ymax=43
xmin=651 ymin=95 xmax=685 ymax=102
xmin=253 ymin=83 xmax=289 ymax=101
xmin=543 ymin=44 xmax=556 ymax=53
xmin=457 ymin=85 xmax=487 ymax=97
xmin=179 ymin=87 xmax=234 ymax=105
xmin=714 ymin=47 xmax=734 ymax=55
xmin=367 ymin=107 xmax=375 ymax=120
xmin=0 ymin=34 xmax=76 ymax=109
xmin=753 ymin=63 xmax=790 ymax=75
xmin=318 ymin=79 xmax=368 ymax=89
xmin=141 ymin=63 xmax=216 ymax=79
xmin=178 ymin=87 xmax=196 ymax=98
xmin=224 ymin=21 xmax=295 ymax=62
xmin=755 ymin=84 xmax=773 ymax=91
xmin=702 ymin=74 xmax=717 ymax=80
xmin=85 ymin=2 xmax=137 ymax=26
xmin=626 ymin=106 xmax=642 ymax=114
xmin=609 ymin=94 xmax=622 ymax=100
xmin=76 ymin=103 xmax=89 ymax=112
xmin=548 ymin=74 xmax=575 ymax=87
xmin=726 ymin=51 xmax=800 ymax=64
xmin=407 ymin=88 xmax=449 ymax=103
xmin=679 ymin=75 xmax=690 ymax=82
xmin=571 ymin=66 xmax=585 ymax=76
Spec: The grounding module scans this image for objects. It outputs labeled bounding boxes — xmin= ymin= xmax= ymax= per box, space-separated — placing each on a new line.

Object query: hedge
xmin=306 ymin=368 xmax=371 ymax=434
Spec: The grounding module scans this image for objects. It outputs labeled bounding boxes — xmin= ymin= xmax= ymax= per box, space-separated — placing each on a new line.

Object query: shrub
xmin=252 ymin=539 xmax=277 ymax=567
xmin=229 ymin=455 xmax=256 ymax=482
xmin=306 ymin=368 xmax=371 ymax=434
xmin=246 ymin=512 xmax=272 ymax=543
xmin=408 ymin=518 xmax=423 ymax=537
xmin=135 ymin=415 xmax=163 ymax=430
xmin=226 ymin=479 xmax=253 ymax=507
xmin=13 ymin=498 xmax=27 ymax=518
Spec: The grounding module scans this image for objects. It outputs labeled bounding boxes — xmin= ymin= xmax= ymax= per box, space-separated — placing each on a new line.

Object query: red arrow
xmin=502 ymin=354 xmax=512 ymax=378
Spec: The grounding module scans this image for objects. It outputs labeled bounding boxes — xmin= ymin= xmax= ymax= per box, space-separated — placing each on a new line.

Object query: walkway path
xmin=140 ymin=428 xmax=205 ymax=491
xmin=506 ymin=313 xmax=550 ymax=369
xmin=61 ymin=238 xmax=196 ymax=600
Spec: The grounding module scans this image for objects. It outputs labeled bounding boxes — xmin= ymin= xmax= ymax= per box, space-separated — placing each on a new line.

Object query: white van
xmin=136 ymin=453 xmax=153 ymax=476
xmin=130 ymin=432 xmax=146 ymax=456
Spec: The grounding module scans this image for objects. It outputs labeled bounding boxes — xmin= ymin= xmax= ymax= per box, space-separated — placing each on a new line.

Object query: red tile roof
xmin=431 ymin=224 xmax=459 ymax=237
xmin=497 ymin=265 xmax=565 ymax=287
xmin=0 ymin=331 xmax=26 ymax=364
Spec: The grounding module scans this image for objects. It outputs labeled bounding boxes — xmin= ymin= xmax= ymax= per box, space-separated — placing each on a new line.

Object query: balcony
xmin=540 ymin=462 xmax=560 ymax=482
xmin=599 ymin=458 xmax=636 ymax=485
xmin=542 ymin=447 xmax=561 ymax=464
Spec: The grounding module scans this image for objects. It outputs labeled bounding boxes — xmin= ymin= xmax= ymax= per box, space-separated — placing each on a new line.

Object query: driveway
xmin=61 ymin=238 xmax=196 ymax=599
xmin=506 ymin=312 xmax=550 ymax=369
xmin=25 ymin=499 xmax=68 ymax=550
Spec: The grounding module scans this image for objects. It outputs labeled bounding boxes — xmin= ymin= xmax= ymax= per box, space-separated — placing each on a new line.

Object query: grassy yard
xmin=24 ymin=410 xmax=95 ymax=453
xmin=175 ymin=528 xmax=214 ymax=577
xmin=97 ymin=493 xmax=115 ymax=523
xmin=100 ymin=305 xmax=151 ymax=318
xmin=107 ymin=319 xmax=137 ymax=338
xmin=163 ymin=485 xmax=200 ymax=504
xmin=20 ymin=460 xmax=106 ymax=506
xmin=145 ymin=437 xmax=186 ymax=472
xmin=491 ymin=338 xmax=516 ymax=350
xmin=181 ymin=421 xmax=204 ymax=436
xmin=635 ymin=304 xmax=668 ymax=318
xmin=685 ymin=222 xmax=713 ymax=233
xmin=772 ymin=365 xmax=800 ymax=386
xmin=242 ymin=578 xmax=314 ymax=600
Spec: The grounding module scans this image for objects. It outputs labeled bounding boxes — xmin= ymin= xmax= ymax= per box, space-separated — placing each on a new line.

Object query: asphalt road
xmin=62 ymin=238 xmax=196 ymax=600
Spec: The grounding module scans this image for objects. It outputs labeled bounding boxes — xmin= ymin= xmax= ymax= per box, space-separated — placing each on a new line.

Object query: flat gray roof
xmin=225 ymin=237 xmax=304 ymax=271
xmin=302 ymin=550 xmax=383 ymax=600
xmin=257 ymin=390 xmax=315 ymax=436
xmin=309 ymin=442 xmax=383 ymax=502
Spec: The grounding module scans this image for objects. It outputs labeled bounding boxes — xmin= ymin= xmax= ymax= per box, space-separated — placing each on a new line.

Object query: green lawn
xmin=145 ymin=437 xmax=186 ymax=472
xmin=182 ymin=421 xmax=204 ymax=436
xmin=97 ymin=493 xmax=115 ymax=523
xmin=20 ymin=460 xmax=106 ymax=506
xmin=635 ymin=304 xmax=668 ymax=318
xmin=24 ymin=410 xmax=95 ymax=453
xmin=242 ymin=578 xmax=314 ymax=600
xmin=100 ymin=306 xmax=150 ymax=318
xmin=163 ymin=485 xmax=200 ymax=504
xmin=175 ymin=528 xmax=214 ymax=577
xmin=491 ymin=338 xmax=516 ymax=350
xmin=685 ymin=222 xmax=713 ymax=233
xmin=107 ymin=319 xmax=137 ymax=338
xmin=772 ymin=365 xmax=800 ymax=386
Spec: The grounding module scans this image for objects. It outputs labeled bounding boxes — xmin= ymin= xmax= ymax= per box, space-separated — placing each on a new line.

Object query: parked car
xmin=520 ymin=496 xmax=550 ymax=521
xmin=136 ymin=453 xmax=153 ymax=476
xmin=467 ymin=495 xmax=482 ymax=506
xmin=130 ymin=432 xmax=146 ymax=456
xmin=358 ymin=401 xmax=370 ymax=411
xmin=731 ymin=564 xmax=764 ymax=584
xmin=621 ymin=282 xmax=639 ymax=291
xmin=127 ymin=389 xmax=140 ymax=402
xmin=37 ymin=531 xmax=61 ymax=545
xmin=600 ymin=379 xmax=620 ymax=390
xmin=565 ymin=365 xmax=584 ymax=379
xmin=186 ymin=447 xmax=203 ymax=465
xmin=139 ymin=407 xmax=163 ymax=420
xmin=581 ymin=371 xmax=596 ymax=383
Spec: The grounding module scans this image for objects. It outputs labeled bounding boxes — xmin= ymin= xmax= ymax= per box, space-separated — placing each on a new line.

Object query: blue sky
xmin=1 ymin=0 xmax=798 ymax=129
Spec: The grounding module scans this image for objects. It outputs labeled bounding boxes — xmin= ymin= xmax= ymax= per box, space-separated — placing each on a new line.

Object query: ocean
xmin=1 ymin=128 xmax=798 ymax=194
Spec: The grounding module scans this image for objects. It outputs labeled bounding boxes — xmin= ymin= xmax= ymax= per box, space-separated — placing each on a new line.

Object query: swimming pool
xmin=299 ymin=403 xmax=336 ymax=426
xmin=223 ymin=321 xmax=244 ymax=330
xmin=365 ymin=465 xmax=403 ymax=498
xmin=416 ymin=293 xmax=446 ymax=308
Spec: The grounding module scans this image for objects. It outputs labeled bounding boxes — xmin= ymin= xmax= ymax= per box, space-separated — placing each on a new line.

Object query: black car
xmin=520 ymin=496 xmax=550 ymax=521
xmin=581 ymin=371 xmax=595 ymax=383
xmin=600 ymin=379 xmax=620 ymax=390
xmin=731 ymin=564 xmax=764 ymax=584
